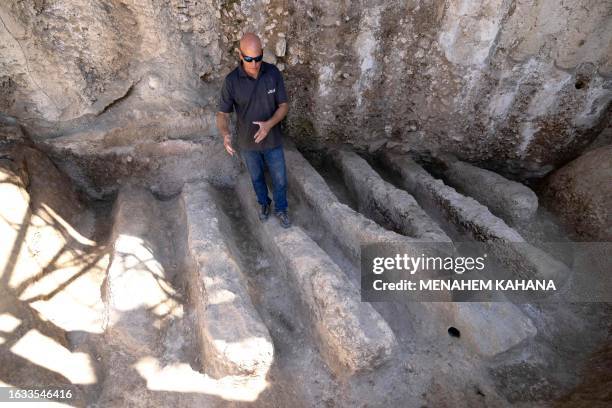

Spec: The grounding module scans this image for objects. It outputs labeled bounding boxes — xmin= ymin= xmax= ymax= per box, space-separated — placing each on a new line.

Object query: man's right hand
xmin=223 ymin=134 xmax=236 ymax=156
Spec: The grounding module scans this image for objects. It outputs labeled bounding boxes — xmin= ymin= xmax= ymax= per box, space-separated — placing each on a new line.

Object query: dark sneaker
xmin=259 ymin=204 xmax=271 ymax=221
xmin=276 ymin=211 xmax=291 ymax=228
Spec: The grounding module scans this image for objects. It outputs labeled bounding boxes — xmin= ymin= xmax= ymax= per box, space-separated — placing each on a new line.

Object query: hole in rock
xmin=448 ymin=327 xmax=461 ymax=338
xmin=575 ymin=80 xmax=586 ymax=90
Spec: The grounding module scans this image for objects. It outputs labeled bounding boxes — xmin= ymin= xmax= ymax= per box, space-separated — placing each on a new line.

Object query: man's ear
xmin=234 ymin=47 xmax=241 ymax=59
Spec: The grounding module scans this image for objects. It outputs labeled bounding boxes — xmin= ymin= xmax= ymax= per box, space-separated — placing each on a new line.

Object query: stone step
xmin=180 ymin=182 xmax=274 ymax=378
xmin=104 ymin=186 xmax=182 ymax=354
xmin=236 ymin=174 xmax=397 ymax=375
xmin=382 ymin=152 xmax=569 ymax=281
xmin=442 ymin=158 xmax=538 ymax=225
xmin=334 ymin=150 xmax=451 ymax=242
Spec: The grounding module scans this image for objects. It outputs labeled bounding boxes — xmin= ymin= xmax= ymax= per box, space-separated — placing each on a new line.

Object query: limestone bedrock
xmin=0 ymin=0 xmax=610 ymax=177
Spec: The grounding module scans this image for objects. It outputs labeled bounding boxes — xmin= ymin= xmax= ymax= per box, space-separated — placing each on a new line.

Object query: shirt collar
xmin=238 ymin=61 xmax=266 ymax=78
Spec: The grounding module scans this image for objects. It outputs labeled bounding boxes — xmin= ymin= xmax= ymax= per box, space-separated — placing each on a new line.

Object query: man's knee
xmin=273 ymin=176 xmax=287 ymax=191
xmin=266 ymin=149 xmax=287 ymax=184
xmin=268 ymin=163 xmax=287 ymax=188
xmin=248 ymin=168 xmax=266 ymax=184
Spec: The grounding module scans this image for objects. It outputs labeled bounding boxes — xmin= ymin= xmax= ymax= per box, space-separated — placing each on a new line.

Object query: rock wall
xmin=540 ymin=145 xmax=612 ymax=242
xmin=1 ymin=0 xmax=610 ymax=177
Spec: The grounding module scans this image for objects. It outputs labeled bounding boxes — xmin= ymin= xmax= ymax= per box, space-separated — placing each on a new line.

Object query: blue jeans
xmin=242 ymin=145 xmax=288 ymax=213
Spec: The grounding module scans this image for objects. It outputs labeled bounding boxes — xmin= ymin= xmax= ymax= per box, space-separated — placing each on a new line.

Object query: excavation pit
xmin=0 ymin=139 xmax=610 ymax=407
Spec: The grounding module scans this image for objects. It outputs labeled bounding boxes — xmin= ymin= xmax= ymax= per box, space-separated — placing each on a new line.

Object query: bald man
xmin=216 ymin=33 xmax=291 ymax=228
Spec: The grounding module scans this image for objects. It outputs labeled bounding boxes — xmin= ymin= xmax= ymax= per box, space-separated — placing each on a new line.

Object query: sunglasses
xmin=241 ymin=51 xmax=263 ymax=63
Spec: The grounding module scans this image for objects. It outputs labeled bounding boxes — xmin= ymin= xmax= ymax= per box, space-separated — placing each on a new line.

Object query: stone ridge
xmin=181 ymin=181 xmax=274 ymax=378
xmin=237 ymin=174 xmax=397 ymax=375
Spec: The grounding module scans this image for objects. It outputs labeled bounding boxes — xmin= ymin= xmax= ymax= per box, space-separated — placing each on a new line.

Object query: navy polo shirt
xmin=218 ymin=62 xmax=288 ymax=151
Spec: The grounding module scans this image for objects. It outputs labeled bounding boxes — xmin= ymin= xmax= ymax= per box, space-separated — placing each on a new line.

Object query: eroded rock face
xmin=0 ymin=0 xmax=222 ymax=140
xmin=540 ymin=145 xmax=612 ymax=241
xmin=0 ymin=0 xmax=610 ymax=177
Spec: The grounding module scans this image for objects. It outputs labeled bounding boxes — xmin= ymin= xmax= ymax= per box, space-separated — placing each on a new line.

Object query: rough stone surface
xmin=1 ymin=138 xmax=610 ymax=406
xmin=443 ymin=159 xmax=539 ymax=225
xmin=0 ymin=144 xmax=95 ymax=292
xmin=285 ymin=147 xmax=448 ymax=264
xmin=237 ymin=174 xmax=397 ymax=375
xmin=0 ymin=1 xmax=610 ymax=177
xmin=105 ymin=186 xmax=182 ymax=353
xmin=540 ymin=145 xmax=612 ymax=241
xmin=334 ymin=149 xmax=452 ymax=242
xmin=0 ymin=0 xmax=221 ymax=139
xmin=382 ymin=152 xmax=571 ymax=281
xmin=290 ymin=1 xmax=610 ymax=178
xmin=0 ymin=158 xmax=31 ymax=281
xmin=424 ymin=302 xmax=537 ymax=358
xmin=0 ymin=143 xmax=107 ymax=406
xmin=0 ymin=114 xmax=24 ymax=144
xmin=97 ymin=182 xmax=272 ymax=407
xmin=288 ymin=148 xmax=536 ymax=356
xmin=181 ymin=181 xmax=274 ymax=378
xmin=383 ymin=151 xmax=523 ymax=240
xmin=39 ymin=134 xmax=241 ymax=199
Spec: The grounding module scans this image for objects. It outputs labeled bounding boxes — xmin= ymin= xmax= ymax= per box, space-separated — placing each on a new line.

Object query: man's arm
xmin=253 ymin=102 xmax=289 ymax=144
xmin=216 ymin=111 xmax=236 ymax=156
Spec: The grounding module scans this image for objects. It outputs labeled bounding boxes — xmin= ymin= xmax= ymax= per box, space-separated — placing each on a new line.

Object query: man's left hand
xmin=253 ymin=121 xmax=271 ymax=143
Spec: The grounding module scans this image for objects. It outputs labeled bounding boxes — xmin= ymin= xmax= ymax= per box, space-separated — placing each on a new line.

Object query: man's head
xmin=239 ymin=33 xmax=263 ymax=77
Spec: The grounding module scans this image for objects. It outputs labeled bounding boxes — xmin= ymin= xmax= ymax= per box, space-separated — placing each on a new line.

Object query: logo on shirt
xmin=267 ymin=88 xmax=276 ymax=94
